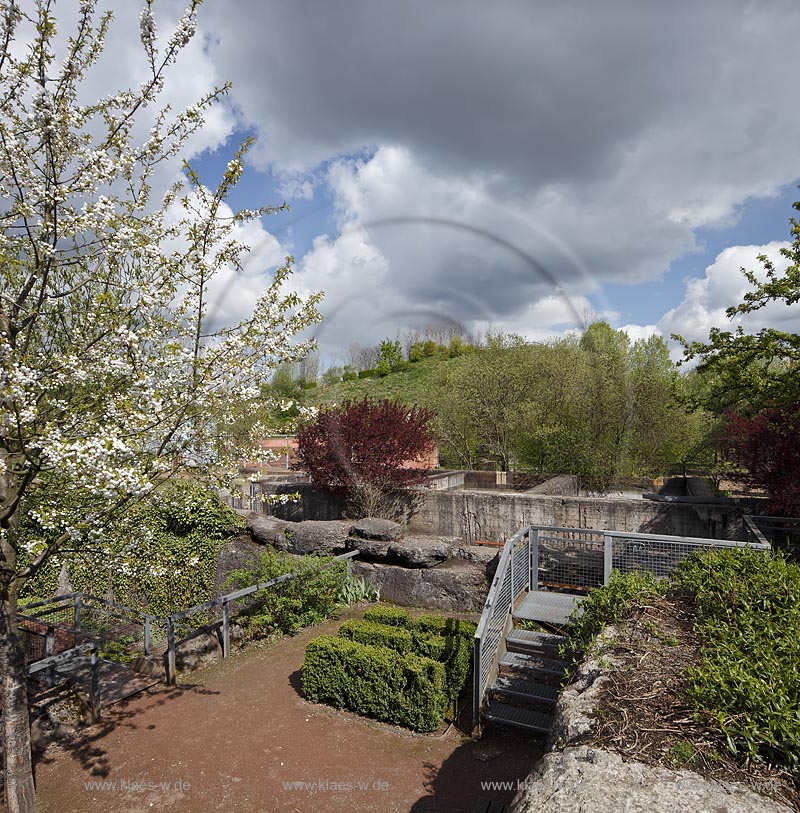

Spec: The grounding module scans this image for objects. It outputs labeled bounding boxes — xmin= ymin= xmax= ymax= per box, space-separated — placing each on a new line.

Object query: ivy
xmin=21 ymin=479 xmax=243 ymax=617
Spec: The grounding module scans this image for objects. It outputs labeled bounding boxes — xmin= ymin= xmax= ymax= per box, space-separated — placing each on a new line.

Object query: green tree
xmin=676 ymin=200 xmax=800 ymax=413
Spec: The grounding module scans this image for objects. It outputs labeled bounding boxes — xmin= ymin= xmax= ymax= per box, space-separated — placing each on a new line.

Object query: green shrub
xmin=342 ymin=371 xmax=358 ymax=382
xmin=339 ymin=619 xmax=413 ymax=653
xmin=300 ymin=380 xmax=318 ymax=389
xmin=339 ymin=614 xmax=473 ymax=704
xmin=358 ymin=368 xmax=379 ymax=379
xmin=674 ymin=548 xmax=800 ymax=771
xmin=364 ymin=606 xmax=411 ymax=627
xmin=225 ymin=549 xmax=347 ymax=636
xmin=566 ymin=569 xmax=667 ymax=657
xmin=301 ymin=636 xmax=447 ymax=732
xmin=416 ymin=614 xmax=477 ymax=639
xmin=408 ymin=343 xmax=425 ymax=362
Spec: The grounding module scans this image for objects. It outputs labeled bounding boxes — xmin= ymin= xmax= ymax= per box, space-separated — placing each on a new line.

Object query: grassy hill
xmin=309 ymin=355 xmax=451 ymax=407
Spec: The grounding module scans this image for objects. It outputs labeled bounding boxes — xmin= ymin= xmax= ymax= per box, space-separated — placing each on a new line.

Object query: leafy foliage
xmin=295 ymin=397 xmax=436 ymax=517
xmin=569 ymin=550 xmax=800 ymax=777
xmin=302 ymin=610 xmax=474 ymax=732
xmin=724 ymin=404 xmax=800 ymax=516
xmin=302 ymin=635 xmax=448 ymax=732
xmin=338 ymin=574 xmax=380 ymax=605
xmin=566 ymin=569 xmax=668 ymax=657
xmin=676 ymin=200 xmax=800 ymax=413
xmin=225 ymin=548 xmax=347 ymax=636
xmin=675 ymin=548 xmax=800 ymax=772
xmin=22 ymin=480 xmax=242 ymax=617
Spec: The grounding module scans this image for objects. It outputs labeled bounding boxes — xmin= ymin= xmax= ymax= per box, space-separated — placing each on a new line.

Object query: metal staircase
xmin=483 ymin=629 xmax=569 ymax=733
xmin=472 ymin=524 xmax=771 ymax=734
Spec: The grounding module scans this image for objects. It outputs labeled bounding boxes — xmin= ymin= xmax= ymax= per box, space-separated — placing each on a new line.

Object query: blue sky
xmin=81 ymin=0 xmax=800 ymax=362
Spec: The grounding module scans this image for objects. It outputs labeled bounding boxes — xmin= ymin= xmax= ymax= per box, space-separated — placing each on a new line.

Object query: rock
xmin=350 ymin=517 xmax=405 ymax=542
xmin=548 ymin=627 xmax=622 ymax=749
xmin=352 ymin=559 xmax=491 ymax=612
xmin=390 ymin=536 xmax=452 ymax=568
xmin=346 ymin=534 xmax=453 ymax=568
xmin=213 ymin=534 xmax=266 ymax=598
xmin=345 ymin=536 xmax=393 ymax=560
xmin=285 ymin=520 xmax=352 ymax=554
xmin=175 ymin=631 xmax=221 ymax=671
xmin=510 ymin=746 xmax=794 ymax=813
xmin=130 ymin=655 xmax=166 ymax=681
xmin=247 ymin=514 xmax=297 ymax=547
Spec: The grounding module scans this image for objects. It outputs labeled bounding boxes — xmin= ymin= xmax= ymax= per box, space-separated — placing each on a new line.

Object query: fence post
xmin=45 ymin=626 xmax=56 ymax=687
xmin=530 ymin=527 xmax=539 ymax=592
xmin=166 ymin=616 xmax=176 ymax=686
xmin=603 ymin=534 xmax=614 ymax=584
xmin=472 ymin=633 xmax=482 ymax=734
xmin=73 ymin=594 xmax=82 ymax=636
xmin=222 ymin=600 xmax=230 ymax=659
xmin=143 ymin=616 xmax=151 ymax=656
xmin=90 ymin=645 xmax=101 ymax=723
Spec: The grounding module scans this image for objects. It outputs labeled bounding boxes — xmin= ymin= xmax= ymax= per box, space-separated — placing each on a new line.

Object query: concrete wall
xmin=407 ymin=489 xmax=745 ymax=543
xmin=256 ymin=482 xmax=745 ymax=543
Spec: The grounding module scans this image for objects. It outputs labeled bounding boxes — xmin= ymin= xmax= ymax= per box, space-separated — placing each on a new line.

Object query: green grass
xmin=310 ymin=356 xmax=448 ymax=408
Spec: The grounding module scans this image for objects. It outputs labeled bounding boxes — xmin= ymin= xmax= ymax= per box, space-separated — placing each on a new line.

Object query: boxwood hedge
xmin=302 ymin=609 xmax=476 ymax=732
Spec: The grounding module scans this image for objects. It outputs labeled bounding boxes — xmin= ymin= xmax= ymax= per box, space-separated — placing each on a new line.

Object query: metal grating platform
xmin=513 ymin=590 xmax=584 ymax=625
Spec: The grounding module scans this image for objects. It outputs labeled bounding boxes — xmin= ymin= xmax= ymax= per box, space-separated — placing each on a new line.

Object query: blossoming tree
xmin=0 ymin=2 xmax=321 ymax=809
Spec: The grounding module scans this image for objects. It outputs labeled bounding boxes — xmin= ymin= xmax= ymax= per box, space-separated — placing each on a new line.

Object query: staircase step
xmin=490 ymin=676 xmax=559 ymax=704
xmin=500 ymin=651 xmax=568 ymax=679
xmin=506 ymin=628 xmax=569 ymax=655
xmin=483 ymin=701 xmax=554 ymax=733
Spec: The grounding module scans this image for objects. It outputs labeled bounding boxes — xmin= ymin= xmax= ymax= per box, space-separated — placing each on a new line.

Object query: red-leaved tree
xmin=296 ymin=398 xmax=437 ymax=517
xmin=725 ymin=403 xmax=800 ymax=516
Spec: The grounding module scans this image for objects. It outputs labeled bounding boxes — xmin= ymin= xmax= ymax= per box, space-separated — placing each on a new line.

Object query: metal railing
xmin=472 ymin=524 xmax=772 ymax=729
xmin=472 ymin=527 xmax=532 ymax=728
xmin=26 ymin=642 xmax=103 ymax=723
xmin=744 ymin=514 xmax=800 ymax=557
xmin=20 ymin=550 xmax=359 ymax=691
xmin=162 ymin=550 xmax=358 ymax=684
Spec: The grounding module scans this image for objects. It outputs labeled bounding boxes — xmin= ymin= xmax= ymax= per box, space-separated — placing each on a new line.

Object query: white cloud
xmin=657 ymin=242 xmax=799 ymax=345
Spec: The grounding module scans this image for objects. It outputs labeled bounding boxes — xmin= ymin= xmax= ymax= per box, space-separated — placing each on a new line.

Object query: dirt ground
xmin=33 ymin=606 xmax=544 ymax=813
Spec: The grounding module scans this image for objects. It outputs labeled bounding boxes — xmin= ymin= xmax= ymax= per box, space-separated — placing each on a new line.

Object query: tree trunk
xmin=0 ymin=585 xmax=36 ymax=812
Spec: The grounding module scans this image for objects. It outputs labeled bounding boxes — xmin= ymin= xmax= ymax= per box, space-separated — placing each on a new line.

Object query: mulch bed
xmin=581 ymin=593 xmax=799 ymax=810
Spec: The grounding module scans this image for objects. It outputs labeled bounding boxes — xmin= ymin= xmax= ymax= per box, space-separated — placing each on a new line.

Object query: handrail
xmin=163 ymin=549 xmax=358 ymax=684
xmin=473 ymin=526 xmax=530 ymax=729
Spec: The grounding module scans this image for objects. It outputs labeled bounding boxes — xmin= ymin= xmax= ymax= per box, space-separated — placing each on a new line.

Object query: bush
xmin=416 ymin=614 xmax=477 ymax=639
xmin=301 ymin=636 xmax=447 ymax=732
xmin=342 ymin=371 xmax=358 ymax=382
xmin=358 ymin=368 xmax=379 ymax=379
xmin=339 ymin=619 xmax=413 ymax=653
xmin=392 ymin=359 xmax=412 ymax=373
xmin=225 ymin=549 xmax=347 ymax=636
xmin=566 ymin=569 xmax=667 ymax=657
xmin=339 ymin=614 xmax=473 ymax=703
xmin=364 ymin=606 xmax=411 ymax=627
xmin=408 ymin=343 xmax=425 ymax=363
xmin=300 ymin=380 xmax=318 ymax=389
xmin=376 ymin=359 xmax=392 ymax=377
xmin=674 ymin=548 xmax=800 ymax=771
